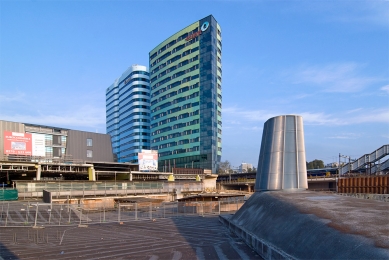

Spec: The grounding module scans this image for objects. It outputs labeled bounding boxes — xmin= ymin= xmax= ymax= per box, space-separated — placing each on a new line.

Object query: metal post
xmin=103 ymin=202 xmax=106 ymax=222
xmin=34 ymin=203 xmax=39 ymax=227
xmin=48 ymin=207 xmax=52 ymax=224
xmin=26 ymin=202 xmax=30 ymax=224
xmin=68 ymin=203 xmax=71 ymax=224
xmin=149 ymin=202 xmax=152 ymax=220
xmin=59 ymin=205 xmax=62 ymax=226
xmin=348 ymin=156 xmax=351 ymax=176
xmin=79 ymin=204 xmax=82 ymax=225
xmin=0 ymin=203 xmax=3 ymax=223
xmin=5 ymin=202 xmax=9 ymax=226
xmin=118 ymin=202 xmax=121 ymax=223
xmin=337 ymin=153 xmax=340 ymax=193
xmin=218 ymin=201 xmax=221 ymax=215
xmin=135 ymin=203 xmax=137 ymax=221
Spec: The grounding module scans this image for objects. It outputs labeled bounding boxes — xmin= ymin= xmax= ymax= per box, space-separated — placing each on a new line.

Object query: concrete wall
xmin=66 ymin=130 xmax=114 ymax=162
xmin=202 ymin=175 xmax=217 ymax=191
xmin=221 ymin=192 xmax=389 ymax=259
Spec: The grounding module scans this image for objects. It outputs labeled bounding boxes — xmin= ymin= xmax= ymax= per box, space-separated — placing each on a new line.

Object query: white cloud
xmin=241 ymin=126 xmax=263 ymax=131
xmin=345 ymin=108 xmax=363 ymax=114
xmin=0 ymin=105 xmax=106 ymax=132
xmin=292 ymin=62 xmax=378 ymax=93
xmin=298 ymin=112 xmax=342 ymax=125
xmin=327 ymin=133 xmax=362 ymax=139
xmin=354 ymin=108 xmax=389 ymax=124
xmin=291 ymin=0 xmax=389 ymax=28
xmin=330 ymin=1 xmax=389 ymax=28
xmin=223 ymin=106 xmax=389 ymax=127
xmin=380 ymin=85 xmax=389 ymax=94
xmin=0 ymin=92 xmax=27 ymax=103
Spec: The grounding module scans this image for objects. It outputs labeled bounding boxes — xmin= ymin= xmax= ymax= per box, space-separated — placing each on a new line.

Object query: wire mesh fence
xmin=0 ymin=198 xmax=245 ymax=227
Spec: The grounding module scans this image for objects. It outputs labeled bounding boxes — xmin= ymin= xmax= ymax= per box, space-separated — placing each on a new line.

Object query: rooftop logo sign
xmin=186 ymin=21 xmax=209 ymax=41
xmin=201 ymin=21 xmax=209 ymax=32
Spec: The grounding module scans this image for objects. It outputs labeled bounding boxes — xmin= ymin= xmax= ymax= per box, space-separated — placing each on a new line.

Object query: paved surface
xmin=225 ymin=191 xmax=389 ymax=259
xmin=271 ymin=191 xmax=389 ymax=249
xmin=0 ymin=216 xmax=261 ymax=260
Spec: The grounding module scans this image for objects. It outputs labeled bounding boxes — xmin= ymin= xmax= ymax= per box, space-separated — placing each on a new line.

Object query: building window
xmin=87 ymin=138 xmax=93 ymax=147
xmin=87 ymin=150 xmax=93 ymax=158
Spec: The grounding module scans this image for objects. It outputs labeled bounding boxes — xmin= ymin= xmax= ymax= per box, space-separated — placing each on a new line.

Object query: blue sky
xmin=1 ymin=0 xmax=388 ymax=168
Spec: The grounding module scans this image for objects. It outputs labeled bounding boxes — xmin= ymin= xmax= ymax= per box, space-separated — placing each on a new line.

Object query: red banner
xmin=3 ymin=131 xmax=32 ymax=155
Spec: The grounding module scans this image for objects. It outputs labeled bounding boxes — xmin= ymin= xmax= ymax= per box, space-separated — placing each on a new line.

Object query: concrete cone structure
xmin=219 ymin=116 xmax=389 ymax=259
xmin=255 ymin=115 xmax=307 ymax=191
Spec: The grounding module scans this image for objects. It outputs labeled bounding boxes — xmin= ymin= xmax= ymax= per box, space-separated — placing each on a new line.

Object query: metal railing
xmin=16 ymin=181 xmax=203 ymax=199
xmin=0 ymin=198 xmax=245 ymax=227
xmin=340 ymin=145 xmax=389 ymax=175
xmin=218 ymin=179 xmax=256 ymax=184
xmin=0 ymin=155 xmax=85 ymax=164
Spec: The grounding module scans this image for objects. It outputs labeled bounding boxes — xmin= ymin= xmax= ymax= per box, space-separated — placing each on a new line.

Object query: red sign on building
xmin=185 ymin=30 xmax=202 ymax=41
xmin=3 ymin=131 xmax=33 ymax=155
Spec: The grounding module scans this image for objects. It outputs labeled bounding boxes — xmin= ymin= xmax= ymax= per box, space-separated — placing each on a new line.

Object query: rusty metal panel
xmin=338 ymin=176 xmax=389 ymax=194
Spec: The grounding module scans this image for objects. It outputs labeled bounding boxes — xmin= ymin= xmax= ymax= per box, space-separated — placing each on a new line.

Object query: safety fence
xmin=15 ymin=181 xmax=204 ymax=199
xmin=338 ymin=175 xmax=389 ymax=194
xmin=0 ymin=198 xmax=245 ymax=227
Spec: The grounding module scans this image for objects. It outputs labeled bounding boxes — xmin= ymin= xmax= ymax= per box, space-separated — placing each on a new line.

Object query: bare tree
xmin=218 ymin=160 xmax=231 ymax=174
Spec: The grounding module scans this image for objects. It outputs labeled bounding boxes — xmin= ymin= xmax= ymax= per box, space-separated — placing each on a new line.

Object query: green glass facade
xmin=149 ymin=15 xmax=222 ymax=173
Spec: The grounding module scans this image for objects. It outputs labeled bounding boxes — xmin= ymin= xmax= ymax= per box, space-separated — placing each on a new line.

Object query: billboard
xmin=3 ymin=131 xmax=45 ymax=156
xmin=138 ymin=150 xmax=158 ymax=171
xmin=31 ymin=133 xmax=45 ymax=156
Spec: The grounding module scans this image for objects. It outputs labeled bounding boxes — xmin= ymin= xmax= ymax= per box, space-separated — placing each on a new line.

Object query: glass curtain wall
xmin=149 ymin=15 xmax=222 ymax=173
xmin=106 ymin=65 xmax=151 ymax=163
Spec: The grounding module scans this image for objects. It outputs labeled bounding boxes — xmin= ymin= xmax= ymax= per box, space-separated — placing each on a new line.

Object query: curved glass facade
xmin=106 ymin=65 xmax=150 ymax=163
xmin=149 ymin=15 xmax=222 ymax=172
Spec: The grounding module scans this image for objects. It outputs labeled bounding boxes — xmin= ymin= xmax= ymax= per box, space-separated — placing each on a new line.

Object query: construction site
xmin=0 ymin=143 xmax=388 ymax=259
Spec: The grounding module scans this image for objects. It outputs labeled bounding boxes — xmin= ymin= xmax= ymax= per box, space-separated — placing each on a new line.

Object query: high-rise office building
xmin=149 ymin=15 xmax=222 ymax=173
xmin=106 ymin=65 xmax=150 ymax=163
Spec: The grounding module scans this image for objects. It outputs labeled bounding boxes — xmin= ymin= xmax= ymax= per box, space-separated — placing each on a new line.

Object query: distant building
xmin=149 ymin=15 xmax=222 ymax=173
xmin=326 ymin=162 xmax=339 ymax=168
xmin=106 ymin=65 xmax=151 ymax=163
xmin=239 ymin=163 xmax=253 ymax=173
xmin=0 ymin=120 xmax=114 ymax=162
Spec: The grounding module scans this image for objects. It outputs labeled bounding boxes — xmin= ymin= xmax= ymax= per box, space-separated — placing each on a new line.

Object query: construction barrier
xmin=338 ymin=175 xmax=389 ymax=194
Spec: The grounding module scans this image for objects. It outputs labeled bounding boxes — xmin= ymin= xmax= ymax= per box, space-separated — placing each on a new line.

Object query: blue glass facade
xmin=149 ymin=15 xmax=222 ymax=173
xmin=106 ymin=65 xmax=150 ymax=163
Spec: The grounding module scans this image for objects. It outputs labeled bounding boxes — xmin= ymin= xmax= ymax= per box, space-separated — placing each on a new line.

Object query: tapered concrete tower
xmin=255 ymin=115 xmax=307 ymax=191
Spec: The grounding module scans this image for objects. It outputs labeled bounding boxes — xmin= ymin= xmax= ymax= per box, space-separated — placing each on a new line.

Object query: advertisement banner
xmin=31 ymin=133 xmax=46 ymax=156
xmin=138 ymin=150 xmax=158 ymax=171
xmin=3 ymin=131 xmax=46 ymax=156
xmin=3 ymin=131 xmax=32 ymax=155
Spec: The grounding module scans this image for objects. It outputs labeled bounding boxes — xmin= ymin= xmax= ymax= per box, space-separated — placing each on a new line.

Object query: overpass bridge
xmin=0 ymin=157 xmax=213 ymax=183
xmin=340 ymin=145 xmax=389 ymax=175
xmin=218 ymin=177 xmax=337 ymax=192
